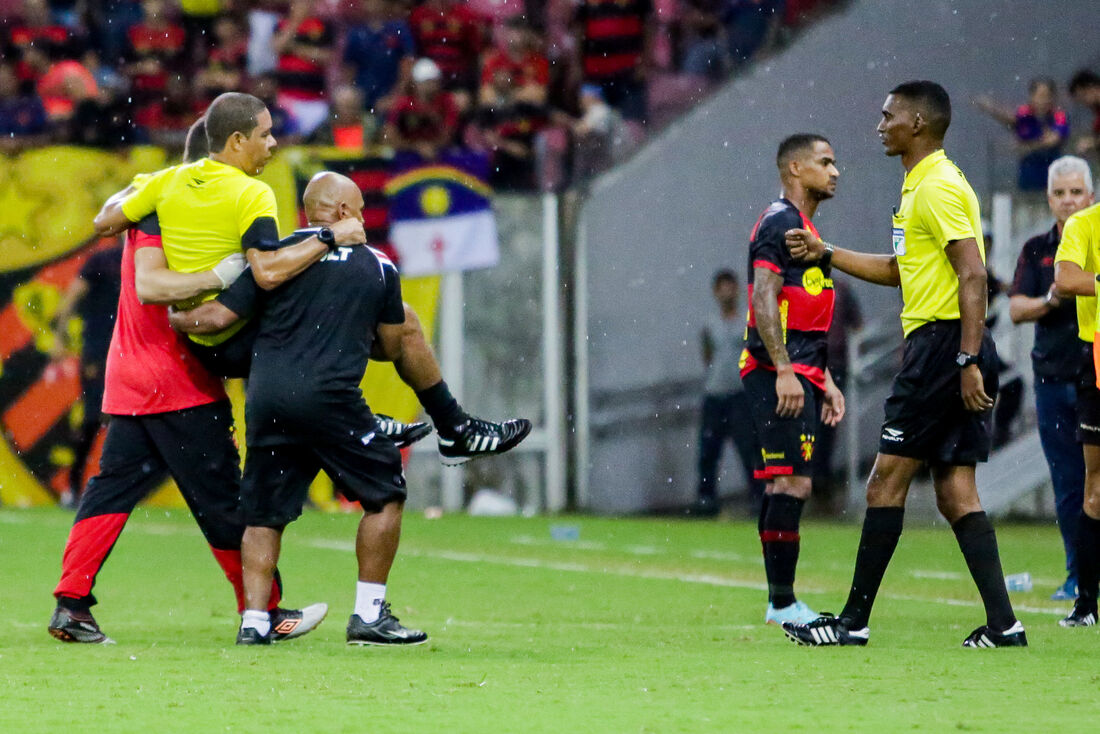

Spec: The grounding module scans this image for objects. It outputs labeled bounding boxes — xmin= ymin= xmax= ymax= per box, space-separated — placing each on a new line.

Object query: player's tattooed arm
xmin=785 ymin=228 xmax=901 ymax=287
xmin=753 ymin=266 xmax=803 ymax=418
xmin=1053 ymin=260 xmax=1097 ymax=298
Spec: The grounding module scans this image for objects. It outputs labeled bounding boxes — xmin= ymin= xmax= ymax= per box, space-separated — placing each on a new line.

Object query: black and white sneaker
xmin=236 ymin=626 xmax=271 ymax=645
xmin=1059 ymin=600 xmax=1097 ymax=628
xmin=270 ymin=603 xmax=329 ymax=642
xmin=374 ymin=414 xmax=432 ymax=449
xmin=437 ymin=417 xmax=532 ymax=466
xmin=962 ymin=620 xmax=1028 ymax=647
xmin=346 ymin=601 xmax=428 ymax=646
xmin=48 ymin=607 xmax=115 ymax=644
xmin=782 ymin=613 xmax=869 ymax=646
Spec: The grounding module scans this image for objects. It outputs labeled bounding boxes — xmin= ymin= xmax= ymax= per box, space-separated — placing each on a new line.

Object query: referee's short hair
xmin=1048 ymin=155 xmax=1094 ymax=195
xmin=776 ymin=133 xmax=830 ymax=171
xmin=205 ymin=92 xmax=267 ymax=153
xmin=183 ymin=117 xmax=209 ymax=163
xmin=889 ymin=80 xmax=951 ymax=139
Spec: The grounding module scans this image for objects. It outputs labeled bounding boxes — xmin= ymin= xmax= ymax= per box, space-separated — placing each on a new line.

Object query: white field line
xmin=39 ymin=519 xmax=1064 ymax=618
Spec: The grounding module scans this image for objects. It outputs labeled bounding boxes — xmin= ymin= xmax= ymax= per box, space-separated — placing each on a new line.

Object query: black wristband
xmin=820 ymin=242 xmax=834 ymax=269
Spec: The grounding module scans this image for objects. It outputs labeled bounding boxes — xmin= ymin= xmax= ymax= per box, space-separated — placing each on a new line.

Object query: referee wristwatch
xmin=317 ymin=226 xmax=337 ymax=249
xmin=820 ymin=241 xmax=835 ymax=269
xmin=955 ymin=351 xmax=979 ymax=369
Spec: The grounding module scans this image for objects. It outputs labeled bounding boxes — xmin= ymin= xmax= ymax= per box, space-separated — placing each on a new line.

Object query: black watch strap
xmin=318 ymin=227 xmax=337 ymax=249
xmin=956 ymin=351 xmax=979 ymax=368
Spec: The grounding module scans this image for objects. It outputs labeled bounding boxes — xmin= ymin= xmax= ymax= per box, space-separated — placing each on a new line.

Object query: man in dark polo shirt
xmin=1010 ymin=155 xmax=1095 ymax=601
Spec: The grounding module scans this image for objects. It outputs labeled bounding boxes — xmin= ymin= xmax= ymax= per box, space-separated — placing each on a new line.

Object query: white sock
xmin=354 ymin=582 xmax=387 ymax=623
xmin=241 ymin=609 xmax=271 ymax=636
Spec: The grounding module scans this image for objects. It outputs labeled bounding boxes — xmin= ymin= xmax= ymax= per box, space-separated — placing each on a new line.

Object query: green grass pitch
xmin=2 ymin=507 xmax=1098 ymax=732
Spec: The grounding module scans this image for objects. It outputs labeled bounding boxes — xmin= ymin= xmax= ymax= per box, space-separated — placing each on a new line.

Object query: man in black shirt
xmin=1009 ymin=155 xmax=1095 ymax=601
xmin=229 ymin=173 xmax=428 ymax=645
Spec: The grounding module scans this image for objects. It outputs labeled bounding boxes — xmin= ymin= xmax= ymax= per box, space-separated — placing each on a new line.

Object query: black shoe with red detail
xmin=48 ymin=607 xmax=115 ymax=644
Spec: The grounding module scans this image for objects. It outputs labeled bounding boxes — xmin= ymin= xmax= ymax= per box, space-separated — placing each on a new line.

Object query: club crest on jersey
xmin=800 ymin=434 xmax=815 ymax=462
xmin=802 ymin=267 xmax=826 ymax=296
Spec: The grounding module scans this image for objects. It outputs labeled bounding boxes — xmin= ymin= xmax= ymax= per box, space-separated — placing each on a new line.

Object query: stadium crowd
xmin=0 ymin=0 xmax=840 ymax=188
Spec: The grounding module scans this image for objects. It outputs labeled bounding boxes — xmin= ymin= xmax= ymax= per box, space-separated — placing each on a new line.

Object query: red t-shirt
xmin=480 ymin=49 xmax=549 ymax=88
xmin=409 ymin=3 xmax=485 ymax=83
xmin=387 ymin=92 xmax=459 ymax=143
xmin=101 ymin=219 xmax=226 ymax=416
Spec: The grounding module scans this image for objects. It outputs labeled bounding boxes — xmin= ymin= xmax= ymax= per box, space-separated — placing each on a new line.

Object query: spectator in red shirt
xmin=573 ymin=0 xmax=653 ymax=122
xmin=124 ymin=0 xmax=187 ymax=105
xmin=383 ymin=57 xmax=459 ymax=162
xmin=272 ymin=0 xmax=335 ymax=137
xmin=195 ymin=14 xmax=249 ymax=102
xmin=478 ymin=17 xmax=549 ymax=108
xmin=135 ymin=74 xmax=201 ymax=149
xmin=7 ymin=0 xmax=79 ymax=82
xmin=308 ymin=84 xmax=370 ymax=150
xmin=23 ymin=44 xmax=97 ymax=120
xmin=409 ymin=0 xmax=486 ymax=107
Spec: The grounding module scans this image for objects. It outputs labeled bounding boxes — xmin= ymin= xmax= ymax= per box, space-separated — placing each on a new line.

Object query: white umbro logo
xmin=882 ymin=427 xmax=904 ymax=442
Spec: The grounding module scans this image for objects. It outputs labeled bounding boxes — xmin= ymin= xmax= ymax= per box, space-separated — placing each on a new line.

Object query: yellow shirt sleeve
xmin=1056 ymin=213 xmax=1090 ymax=267
xmin=120 ymin=165 xmax=175 ymax=223
xmin=914 ymin=179 xmax=976 ymax=247
xmin=237 ymin=182 xmax=279 ymax=236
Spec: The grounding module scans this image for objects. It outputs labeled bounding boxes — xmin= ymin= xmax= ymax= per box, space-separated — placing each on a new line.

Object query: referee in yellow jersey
xmin=1054 ymin=199 xmax=1100 ymax=627
xmin=780 ymin=81 xmax=1025 ymax=648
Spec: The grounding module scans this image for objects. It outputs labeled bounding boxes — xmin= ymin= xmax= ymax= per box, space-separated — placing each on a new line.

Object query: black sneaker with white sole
xmin=962 ymin=620 xmax=1028 ymax=647
xmin=346 ymin=601 xmax=427 ymax=646
xmin=437 ymin=417 xmax=532 ymax=466
xmin=236 ymin=627 xmax=271 ymax=645
xmin=782 ymin=613 xmax=869 ymax=647
xmin=270 ymin=603 xmax=329 ymax=642
xmin=1059 ymin=600 xmax=1097 ymax=628
xmin=374 ymin=414 xmax=432 ymax=449
xmin=48 ymin=607 xmax=115 ymax=644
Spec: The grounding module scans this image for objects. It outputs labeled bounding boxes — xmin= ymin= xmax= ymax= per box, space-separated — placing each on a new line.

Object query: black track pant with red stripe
xmin=53 ymin=400 xmax=281 ymax=613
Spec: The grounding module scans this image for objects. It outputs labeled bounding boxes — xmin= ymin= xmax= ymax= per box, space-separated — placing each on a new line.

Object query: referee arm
xmin=785 ymin=229 xmax=901 ymax=286
xmin=944 ymin=237 xmax=994 ymax=412
xmin=93 ymin=185 xmax=139 ymax=237
xmin=246 ymin=218 xmax=366 ymax=290
xmin=1054 ymin=261 xmax=1097 ymax=298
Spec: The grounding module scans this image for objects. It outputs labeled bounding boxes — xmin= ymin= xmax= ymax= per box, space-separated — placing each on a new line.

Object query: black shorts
xmin=187 ymin=318 xmax=260 ymax=379
xmin=1074 ymin=341 xmax=1100 ymax=444
xmin=879 ymin=320 xmax=998 ymax=465
xmin=742 ymin=368 xmax=822 ymax=480
xmin=241 ymin=407 xmax=407 ymax=527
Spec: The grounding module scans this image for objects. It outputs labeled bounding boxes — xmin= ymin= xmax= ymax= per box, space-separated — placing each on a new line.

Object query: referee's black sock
xmin=952 ymin=511 xmax=1016 ymax=631
xmin=415 ymin=380 xmax=470 ymax=435
xmin=839 ymin=506 xmax=904 ymax=629
xmin=759 ymin=493 xmax=804 ymax=609
xmin=1075 ymin=513 xmax=1100 ymax=605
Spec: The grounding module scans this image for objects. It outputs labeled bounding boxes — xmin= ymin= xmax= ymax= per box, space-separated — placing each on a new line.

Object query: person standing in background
xmin=51 ymin=242 xmax=123 ymax=508
xmin=1009 ymin=155 xmax=1094 ymax=602
xmin=694 ymin=270 xmax=761 ymax=518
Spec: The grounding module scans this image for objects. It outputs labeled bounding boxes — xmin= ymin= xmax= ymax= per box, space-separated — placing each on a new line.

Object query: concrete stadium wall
xmin=578 ymin=0 xmax=1100 ymax=513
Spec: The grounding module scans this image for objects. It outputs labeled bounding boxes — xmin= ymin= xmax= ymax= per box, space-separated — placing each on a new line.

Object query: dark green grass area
xmin=2 ymin=508 xmax=1098 ymax=732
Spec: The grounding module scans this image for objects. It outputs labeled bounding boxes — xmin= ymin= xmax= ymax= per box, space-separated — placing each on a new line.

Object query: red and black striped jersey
xmin=741 ymin=198 xmax=834 ymax=389
xmin=276 ymin=16 xmax=334 ymax=101
xmin=575 ymin=0 xmax=652 ymax=80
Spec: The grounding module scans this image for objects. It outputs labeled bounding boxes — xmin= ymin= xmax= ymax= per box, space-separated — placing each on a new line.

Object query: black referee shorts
xmin=241 ymin=406 xmax=407 ymax=528
xmin=879 ymin=320 xmax=998 ymax=465
xmin=742 ymin=368 xmax=822 ymax=480
xmin=186 ymin=318 xmax=260 ymax=379
xmin=1073 ymin=340 xmax=1100 ymax=445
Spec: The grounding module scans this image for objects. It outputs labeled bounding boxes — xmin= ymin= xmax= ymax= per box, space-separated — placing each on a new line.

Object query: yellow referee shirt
xmin=892 ymin=149 xmax=986 ymax=337
xmin=1054 ymin=202 xmax=1100 ymax=343
xmin=120 ymin=157 xmax=280 ymax=345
